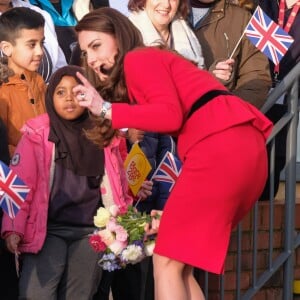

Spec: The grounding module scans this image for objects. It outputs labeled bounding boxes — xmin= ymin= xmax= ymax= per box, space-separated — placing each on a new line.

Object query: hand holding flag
xmin=229 ymin=6 xmax=294 ymax=65
xmin=151 ymin=151 xmax=182 ymax=193
xmin=0 ymin=160 xmax=30 ymax=219
xmin=134 ymin=151 xmax=182 ymax=208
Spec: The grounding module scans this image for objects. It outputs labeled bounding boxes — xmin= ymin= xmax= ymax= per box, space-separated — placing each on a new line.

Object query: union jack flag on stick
xmin=0 ymin=160 xmax=30 ymax=219
xmin=151 ymin=152 xmax=182 ymax=192
xmin=244 ymin=5 xmax=294 ymax=65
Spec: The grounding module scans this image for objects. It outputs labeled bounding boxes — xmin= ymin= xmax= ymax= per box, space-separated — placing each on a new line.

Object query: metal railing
xmin=196 ymin=61 xmax=300 ymax=299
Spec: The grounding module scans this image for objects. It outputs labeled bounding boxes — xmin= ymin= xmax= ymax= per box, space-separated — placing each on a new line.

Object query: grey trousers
xmin=19 ymin=225 xmax=103 ymax=300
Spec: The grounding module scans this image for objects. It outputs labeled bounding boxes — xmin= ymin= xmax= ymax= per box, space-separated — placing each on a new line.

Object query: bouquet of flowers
xmin=89 ymin=205 xmax=156 ymax=271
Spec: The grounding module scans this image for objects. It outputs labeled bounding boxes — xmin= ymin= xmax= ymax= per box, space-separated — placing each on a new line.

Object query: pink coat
xmin=1 ymin=113 xmax=132 ymax=253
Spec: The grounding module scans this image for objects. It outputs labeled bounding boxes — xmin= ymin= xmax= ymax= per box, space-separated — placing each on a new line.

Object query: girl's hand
xmin=136 ymin=180 xmax=153 ymax=200
xmin=5 ymin=233 xmax=21 ymax=254
xmin=144 ymin=210 xmax=162 ymax=235
xmin=212 ymin=58 xmax=234 ymax=81
xmin=73 ymin=72 xmax=104 ymax=117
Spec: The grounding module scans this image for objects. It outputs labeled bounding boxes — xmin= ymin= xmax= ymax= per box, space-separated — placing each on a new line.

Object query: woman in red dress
xmin=73 ymin=7 xmax=273 ymax=300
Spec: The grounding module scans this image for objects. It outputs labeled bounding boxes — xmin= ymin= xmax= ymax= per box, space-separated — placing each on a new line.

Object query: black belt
xmin=187 ymin=90 xmax=233 ymax=120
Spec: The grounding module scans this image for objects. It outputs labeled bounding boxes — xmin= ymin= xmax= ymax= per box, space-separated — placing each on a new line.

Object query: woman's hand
xmin=144 ymin=210 xmax=162 ymax=235
xmin=5 ymin=233 xmax=21 ymax=254
xmin=73 ymin=72 xmax=105 ymax=117
xmin=212 ymin=58 xmax=234 ymax=81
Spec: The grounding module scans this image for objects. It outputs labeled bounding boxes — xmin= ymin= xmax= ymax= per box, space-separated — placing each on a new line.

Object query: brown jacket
xmin=191 ymin=0 xmax=271 ymax=108
xmin=0 ymin=70 xmax=46 ymax=156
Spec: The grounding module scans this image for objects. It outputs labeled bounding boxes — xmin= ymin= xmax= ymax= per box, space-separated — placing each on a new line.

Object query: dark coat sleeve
xmin=0 ymin=117 xmax=10 ymax=165
xmin=129 ymin=133 xmax=178 ymax=213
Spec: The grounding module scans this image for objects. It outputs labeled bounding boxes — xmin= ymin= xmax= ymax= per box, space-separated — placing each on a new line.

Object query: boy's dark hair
xmin=0 ymin=7 xmax=45 ymax=44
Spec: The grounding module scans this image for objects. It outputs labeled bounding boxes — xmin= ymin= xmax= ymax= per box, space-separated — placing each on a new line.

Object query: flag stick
xmin=134 ymin=169 xmax=157 ymax=209
xmin=229 ymin=32 xmax=245 ymax=59
xmin=134 ymin=196 xmax=142 ymax=208
xmin=134 ymin=151 xmax=180 ymax=209
xmin=134 ymin=152 xmax=164 ymax=209
xmin=228 ymin=5 xmax=261 ymax=59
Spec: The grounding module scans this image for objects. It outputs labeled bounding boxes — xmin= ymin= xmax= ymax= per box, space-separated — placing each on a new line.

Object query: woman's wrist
xmin=99 ymin=101 xmax=112 ymax=119
xmin=119 ymin=128 xmax=129 ymax=138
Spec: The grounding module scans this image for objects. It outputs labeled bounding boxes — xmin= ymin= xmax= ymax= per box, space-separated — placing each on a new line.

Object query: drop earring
xmin=0 ymin=49 xmax=11 ymax=57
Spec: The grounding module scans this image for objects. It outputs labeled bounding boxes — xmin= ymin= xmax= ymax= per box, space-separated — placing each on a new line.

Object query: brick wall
xmin=195 ymin=200 xmax=300 ymax=300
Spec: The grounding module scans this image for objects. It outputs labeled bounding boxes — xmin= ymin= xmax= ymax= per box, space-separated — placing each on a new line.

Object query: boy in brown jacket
xmin=0 ymin=7 xmax=46 ymax=157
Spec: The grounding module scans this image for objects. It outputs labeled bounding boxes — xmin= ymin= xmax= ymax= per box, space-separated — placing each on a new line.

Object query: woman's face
xmin=53 ymin=75 xmax=86 ymax=120
xmin=78 ymin=30 xmax=118 ymax=81
xmin=145 ymin=0 xmax=180 ymax=32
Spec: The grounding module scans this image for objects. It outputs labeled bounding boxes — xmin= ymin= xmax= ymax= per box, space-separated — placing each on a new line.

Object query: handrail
xmin=261 ymin=61 xmax=300 ymax=114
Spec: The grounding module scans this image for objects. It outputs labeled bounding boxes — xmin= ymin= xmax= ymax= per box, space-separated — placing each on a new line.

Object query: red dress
xmin=112 ymin=47 xmax=273 ymax=274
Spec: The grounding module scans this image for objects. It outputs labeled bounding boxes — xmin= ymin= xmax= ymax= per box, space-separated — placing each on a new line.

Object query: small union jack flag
xmin=151 ymin=152 xmax=182 ymax=192
xmin=0 ymin=160 xmax=30 ymax=219
xmin=244 ymin=6 xmax=294 ymax=65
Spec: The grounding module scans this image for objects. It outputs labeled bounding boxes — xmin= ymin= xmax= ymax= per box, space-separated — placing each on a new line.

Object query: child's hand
xmin=144 ymin=210 xmax=162 ymax=235
xmin=127 ymin=128 xmax=145 ymax=143
xmin=136 ymin=180 xmax=153 ymax=200
xmin=5 ymin=233 xmax=21 ymax=254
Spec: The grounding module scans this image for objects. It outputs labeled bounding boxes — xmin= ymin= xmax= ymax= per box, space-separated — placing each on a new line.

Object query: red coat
xmin=111 ymin=47 xmax=273 ymax=273
xmin=112 ymin=47 xmax=271 ymax=159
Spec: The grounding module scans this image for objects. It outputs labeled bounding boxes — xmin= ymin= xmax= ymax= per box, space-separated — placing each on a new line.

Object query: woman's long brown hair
xmin=75 ymin=7 xmax=144 ymax=147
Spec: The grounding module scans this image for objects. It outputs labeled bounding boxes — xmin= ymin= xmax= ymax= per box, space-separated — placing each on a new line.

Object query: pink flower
xmin=89 ymin=234 xmax=107 ymax=252
xmin=98 ymin=229 xmax=115 ymax=246
xmin=106 ymin=219 xmax=118 ymax=231
xmin=106 ymin=220 xmax=128 ymax=242
xmin=115 ymin=225 xmax=128 ymax=242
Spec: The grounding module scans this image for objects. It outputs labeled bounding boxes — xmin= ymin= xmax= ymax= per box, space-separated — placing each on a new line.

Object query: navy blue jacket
xmin=127 ymin=132 xmax=177 ymax=213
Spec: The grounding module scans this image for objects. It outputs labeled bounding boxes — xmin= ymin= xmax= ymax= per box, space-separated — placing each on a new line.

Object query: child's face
xmin=7 ymin=27 xmax=44 ymax=74
xmin=53 ymin=75 xmax=86 ymax=121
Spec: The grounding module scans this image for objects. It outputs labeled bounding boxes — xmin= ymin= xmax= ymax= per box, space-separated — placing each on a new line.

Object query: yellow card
xmin=124 ymin=143 xmax=152 ymax=196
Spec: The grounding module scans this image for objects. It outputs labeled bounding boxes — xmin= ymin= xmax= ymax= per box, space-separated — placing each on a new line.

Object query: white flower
xmin=121 ymin=244 xmax=144 ymax=263
xmin=144 ymin=241 xmax=155 ymax=256
xmin=109 ymin=240 xmax=127 ymax=255
xmin=94 ymin=207 xmax=111 ymax=227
